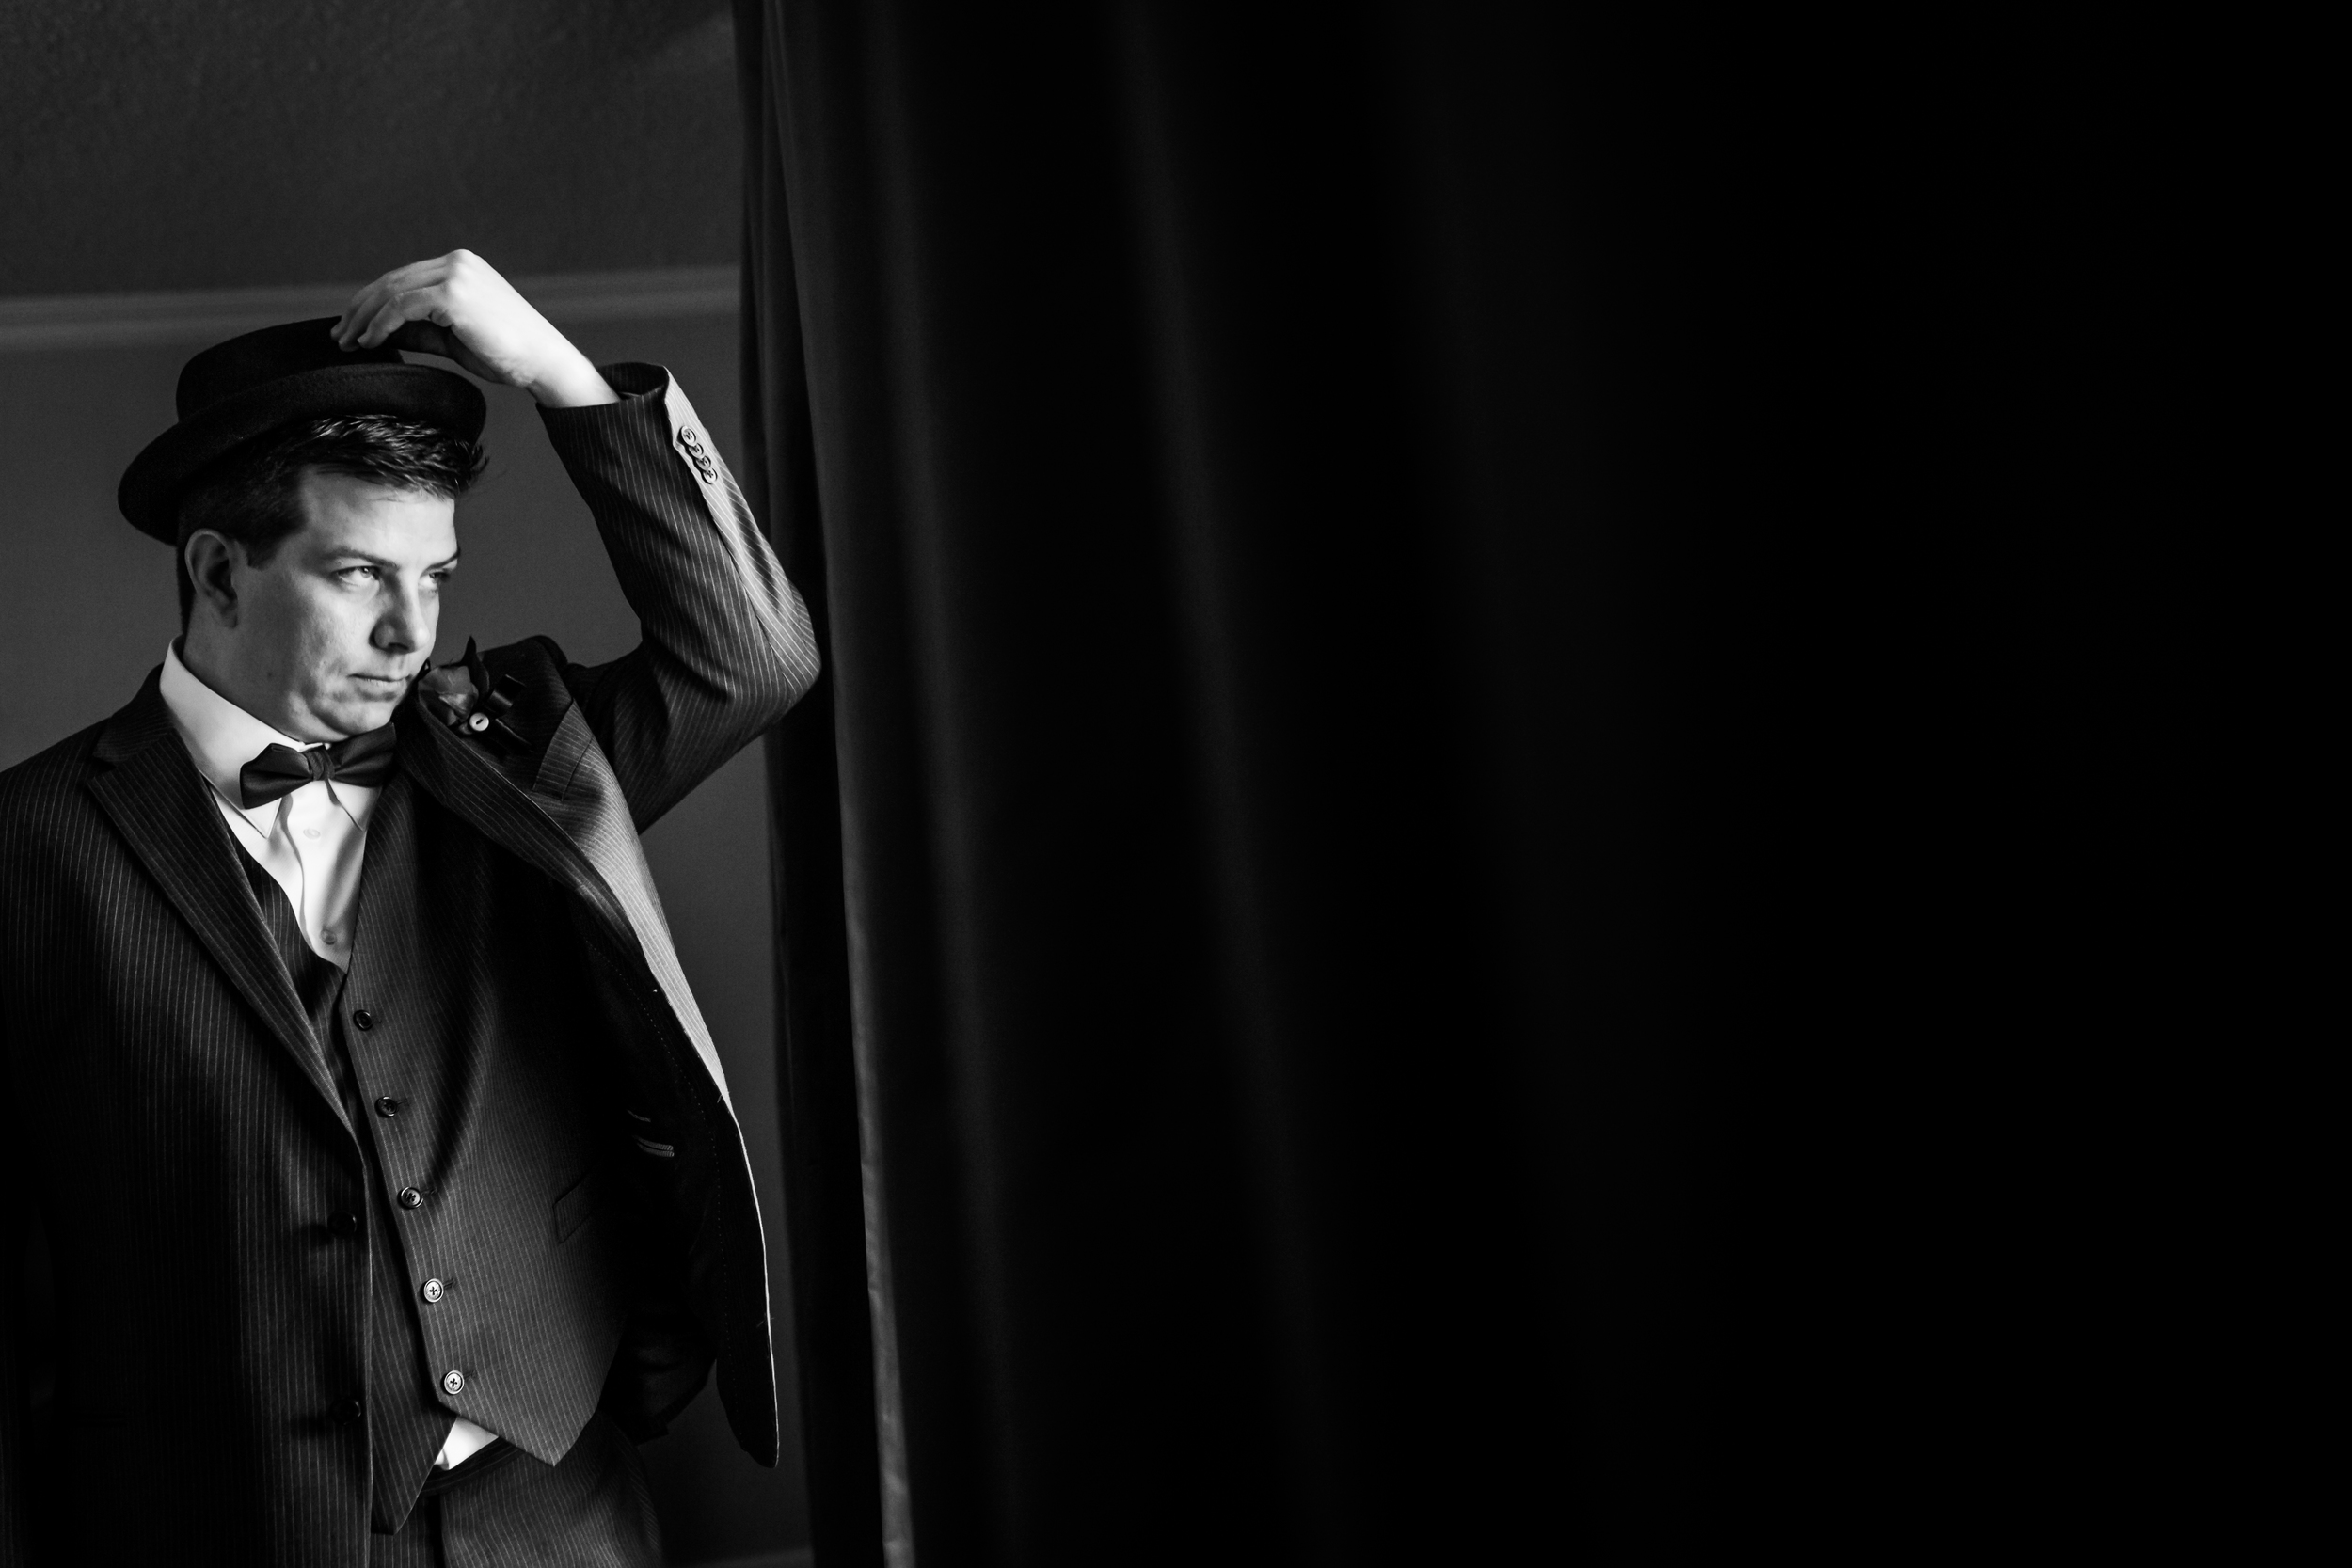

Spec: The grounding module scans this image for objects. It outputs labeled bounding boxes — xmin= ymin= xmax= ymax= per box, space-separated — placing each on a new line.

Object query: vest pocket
xmin=553 ymin=1167 xmax=600 ymax=1243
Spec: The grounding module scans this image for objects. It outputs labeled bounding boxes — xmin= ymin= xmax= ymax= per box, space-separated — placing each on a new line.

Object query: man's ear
xmin=183 ymin=531 xmax=242 ymax=628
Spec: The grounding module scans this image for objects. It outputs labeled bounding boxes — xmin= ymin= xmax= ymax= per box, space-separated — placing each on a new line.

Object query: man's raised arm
xmin=337 ymin=252 xmax=819 ymax=825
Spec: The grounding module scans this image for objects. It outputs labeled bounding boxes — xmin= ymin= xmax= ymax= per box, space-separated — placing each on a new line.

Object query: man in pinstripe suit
xmin=0 ymin=252 xmax=818 ymax=1564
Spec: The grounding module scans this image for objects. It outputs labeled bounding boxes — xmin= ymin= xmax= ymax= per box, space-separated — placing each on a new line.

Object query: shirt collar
xmin=158 ymin=641 xmax=379 ymax=830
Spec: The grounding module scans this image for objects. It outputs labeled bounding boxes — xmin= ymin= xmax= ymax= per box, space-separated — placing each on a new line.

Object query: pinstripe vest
xmin=242 ymin=768 xmax=657 ymax=1535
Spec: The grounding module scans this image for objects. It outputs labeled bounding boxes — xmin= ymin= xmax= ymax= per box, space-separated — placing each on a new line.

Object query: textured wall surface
xmin=0 ymin=0 xmax=739 ymax=294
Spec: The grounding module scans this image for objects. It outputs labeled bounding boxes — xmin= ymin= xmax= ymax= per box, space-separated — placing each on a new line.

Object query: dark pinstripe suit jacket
xmin=0 ymin=364 xmax=818 ymax=1564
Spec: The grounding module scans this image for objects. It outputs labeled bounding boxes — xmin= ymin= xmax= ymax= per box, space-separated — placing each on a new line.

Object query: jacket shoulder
xmin=470 ymin=634 xmax=577 ymax=748
xmin=0 ymin=716 xmax=111 ymax=820
xmin=405 ymin=635 xmax=583 ymax=797
xmin=478 ymin=633 xmax=569 ymax=689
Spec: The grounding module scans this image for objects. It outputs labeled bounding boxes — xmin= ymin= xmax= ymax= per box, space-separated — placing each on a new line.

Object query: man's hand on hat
xmin=331 ymin=250 xmax=619 ymax=409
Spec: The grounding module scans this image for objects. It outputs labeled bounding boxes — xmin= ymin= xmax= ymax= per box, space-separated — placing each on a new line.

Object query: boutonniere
xmin=418 ymin=638 xmax=529 ymax=752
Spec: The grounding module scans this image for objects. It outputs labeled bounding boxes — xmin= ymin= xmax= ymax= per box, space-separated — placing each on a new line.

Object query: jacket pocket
xmin=553 ymin=1167 xmax=599 ymax=1243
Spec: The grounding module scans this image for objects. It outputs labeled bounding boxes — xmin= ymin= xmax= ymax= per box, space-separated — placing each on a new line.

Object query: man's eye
xmin=338 ymin=566 xmax=378 ymax=582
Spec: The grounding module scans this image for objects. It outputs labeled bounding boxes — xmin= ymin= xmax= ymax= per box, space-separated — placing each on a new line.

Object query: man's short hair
xmin=173 ymin=415 xmax=487 ymax=626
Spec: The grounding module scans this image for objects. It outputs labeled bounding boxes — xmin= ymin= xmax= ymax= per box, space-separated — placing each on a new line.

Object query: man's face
xmin=229 ymin=470 xmax=459 ymax=739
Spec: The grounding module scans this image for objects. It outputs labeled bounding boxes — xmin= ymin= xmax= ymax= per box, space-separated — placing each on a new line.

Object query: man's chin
xmin=331 ymin=686 xmax=409 ymax=735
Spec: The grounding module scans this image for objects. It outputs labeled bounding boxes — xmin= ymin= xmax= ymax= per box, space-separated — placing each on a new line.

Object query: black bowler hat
xmin=117 ymin=317 xmax=486 ymax=543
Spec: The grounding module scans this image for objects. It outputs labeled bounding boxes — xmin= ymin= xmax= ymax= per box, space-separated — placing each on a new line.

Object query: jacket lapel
xmin=399 ymin=698 xmax=613 ymax=915
xmin=86 ymin=672 xmax=348 ymax=1126
xmin=399 ymin=698 xmax=735 ymax=1106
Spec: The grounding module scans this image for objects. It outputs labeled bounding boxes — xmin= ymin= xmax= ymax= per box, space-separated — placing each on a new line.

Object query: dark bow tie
xmin=239 ymin=723 xmax=398 ymax=809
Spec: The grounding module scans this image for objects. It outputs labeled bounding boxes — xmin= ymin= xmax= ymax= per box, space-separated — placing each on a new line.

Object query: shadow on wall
xmin=0 ymin=306 xmax=810 ymax=1568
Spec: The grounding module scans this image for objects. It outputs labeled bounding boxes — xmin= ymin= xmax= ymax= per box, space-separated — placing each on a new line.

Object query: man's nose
xmin=375 ymin=580 xmax=434 ymax=654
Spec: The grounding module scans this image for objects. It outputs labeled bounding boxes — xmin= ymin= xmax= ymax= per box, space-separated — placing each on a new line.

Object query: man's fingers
xmin=334 ymin=283 xmax=400 ymax=346
xmin=343 ymin=271 xmax=440 ymax=342
xmin=354 ymin=285 xmax=466 ymax=350
xmin=326 ymin=251 xmax=563 ymax=394
xmin=352 ymin=300 xmax=404 ymax=351
xmin=333 ymin=270 xmax=406 ymax=343
xmin=356 ymin=296 xmax=423 ymax=351
xmin=334 ymin=260 xmax=451 ymax=348
xmin=331 ymin=290 xmax=379 ymax=347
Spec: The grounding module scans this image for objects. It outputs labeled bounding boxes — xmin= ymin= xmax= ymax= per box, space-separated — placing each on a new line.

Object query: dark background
xmin=1 ymin=4 xmax=807 ymax=1563
xmin=728 ymin=7 xmax=2213 ymax=1560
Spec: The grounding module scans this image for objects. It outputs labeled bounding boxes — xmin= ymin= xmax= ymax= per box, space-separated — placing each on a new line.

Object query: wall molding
xmin=0 ymin=265 xmax=738 ymax=354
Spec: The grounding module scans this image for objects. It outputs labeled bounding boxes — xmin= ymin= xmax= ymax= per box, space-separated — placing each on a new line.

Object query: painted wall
xmin=3 ymin=6 xmax=808 ymax=1562
xmin=0 ymin=0 xmax=739 ymax=294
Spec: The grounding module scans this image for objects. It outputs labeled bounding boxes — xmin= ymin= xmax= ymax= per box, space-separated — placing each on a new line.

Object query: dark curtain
xmin=734 ymin=6 xmax=1756 ymax=1562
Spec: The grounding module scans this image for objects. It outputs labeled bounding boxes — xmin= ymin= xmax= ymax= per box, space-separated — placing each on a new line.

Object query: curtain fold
xmin=737 ymin=6 xmax=1738 ymax=1562
xmin=735 ymin=7 xmax=892 ymax=1565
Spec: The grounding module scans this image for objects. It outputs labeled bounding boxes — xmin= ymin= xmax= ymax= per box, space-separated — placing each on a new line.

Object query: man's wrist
xmin=526 ymin=348 xmax=621 ymax=409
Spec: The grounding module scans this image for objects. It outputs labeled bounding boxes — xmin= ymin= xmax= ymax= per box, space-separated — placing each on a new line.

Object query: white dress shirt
xmin=159 ymin=641 xmax=500 ymax=1470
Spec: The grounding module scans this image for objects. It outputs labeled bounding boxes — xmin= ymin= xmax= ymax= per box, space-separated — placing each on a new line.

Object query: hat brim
xmin=118 ymin=362 xmax=488 ymax=543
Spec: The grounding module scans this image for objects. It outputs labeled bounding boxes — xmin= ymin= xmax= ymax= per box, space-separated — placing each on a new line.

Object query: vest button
xmin=397 ymin=1187 xmax=424 ymax=1210
xmin=421 ymin=1277 xmax=444 ymax=1304
xmin=334 ymin=1396 xmax=364 ymax=1424
xmin=374 ymin=1096 xmax=401 ymax=1118
xmin=441 ymin=1370 xmax=466 ymax=1396
xmin=327 ymin=1212 xmax=362 ymax=1238
xmin=353 ymin=1010 xmax=376 ymax=1031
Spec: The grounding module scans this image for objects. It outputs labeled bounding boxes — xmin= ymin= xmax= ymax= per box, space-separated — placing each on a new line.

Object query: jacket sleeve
xmin=531 ymin=362 xmax=820 ymax=830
